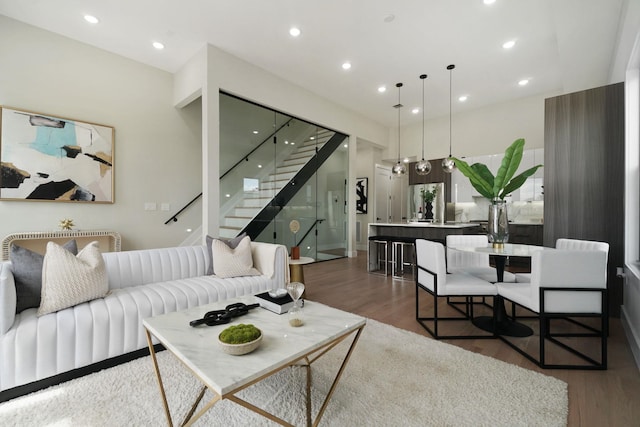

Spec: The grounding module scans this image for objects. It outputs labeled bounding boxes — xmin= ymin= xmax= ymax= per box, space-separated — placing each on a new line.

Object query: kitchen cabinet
xmin=508 ymin=224 xmax=543 ymax=245
xmin=451 ymin=157 xmax=473 ymax=203
xmin=408 ymin=158 xmax=452 ymax=187
xmin=451 ymin=149 xmax=543 ymax=203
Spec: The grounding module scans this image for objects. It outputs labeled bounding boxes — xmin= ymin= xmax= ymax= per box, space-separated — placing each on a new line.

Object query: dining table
xmin=448 ymin=243 xmax=554 ymax=337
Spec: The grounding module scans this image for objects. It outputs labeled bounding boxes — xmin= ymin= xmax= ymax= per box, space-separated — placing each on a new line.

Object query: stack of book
xmin=255 ymin=291 xmax=294 ymax=314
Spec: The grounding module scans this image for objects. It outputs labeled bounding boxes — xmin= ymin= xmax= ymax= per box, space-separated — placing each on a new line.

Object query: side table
xmin=289 ymin=256 xmax=314 ymax=296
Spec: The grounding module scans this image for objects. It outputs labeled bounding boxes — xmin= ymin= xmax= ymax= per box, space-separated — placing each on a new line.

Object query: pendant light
xmin=392 ymin=82 xmax=407 ymax=176
xmin=442 ymin=64 xmax=456 ymax=173
xmin=415 ymin=74 xmax=432 ymax=175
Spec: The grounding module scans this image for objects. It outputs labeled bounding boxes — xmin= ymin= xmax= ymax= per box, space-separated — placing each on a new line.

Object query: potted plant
xmin=452 ymin=138 xmax=542 ymax=247
xmin=420 ymin=187 xmax=437 ymax=220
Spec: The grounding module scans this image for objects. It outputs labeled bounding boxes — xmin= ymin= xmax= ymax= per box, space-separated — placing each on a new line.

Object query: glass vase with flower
xmin=453 ymin=138 xmax=542 ymax=248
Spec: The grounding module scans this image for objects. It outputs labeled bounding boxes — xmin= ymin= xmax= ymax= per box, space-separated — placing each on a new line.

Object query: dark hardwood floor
xmin=303 ymin=252 xmax=640 ymax=427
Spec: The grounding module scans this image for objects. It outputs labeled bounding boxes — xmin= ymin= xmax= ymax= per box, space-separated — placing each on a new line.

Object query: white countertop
xmin=370 ymin=222 xmax=481 ymax=229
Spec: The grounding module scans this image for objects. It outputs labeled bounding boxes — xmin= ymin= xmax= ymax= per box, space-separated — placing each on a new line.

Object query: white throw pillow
xmin=211 ymin=236 xmax=261 ymax=278
xmin=38 ymin=241 xmax=108 ymax=316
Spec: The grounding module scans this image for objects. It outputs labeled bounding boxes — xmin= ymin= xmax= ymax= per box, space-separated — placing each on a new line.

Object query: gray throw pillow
xmin=11 ymin=240 xmax=78 ymax=313
xmin=206 ymin=233 xmax=247 ymax=275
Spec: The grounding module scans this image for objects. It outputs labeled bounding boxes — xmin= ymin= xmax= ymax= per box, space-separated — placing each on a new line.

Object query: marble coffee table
xmin=143 ymin=295 xmax=366 ymax=426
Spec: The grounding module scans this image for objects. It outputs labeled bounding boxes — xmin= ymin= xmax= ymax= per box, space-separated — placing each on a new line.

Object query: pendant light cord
xmin=421 ymin=75 xmax=426 ymax=160
xmin=397 ymin=83 xmax=402 ymax=162
xmin=448 ymin=65 xmax=454 ymax=158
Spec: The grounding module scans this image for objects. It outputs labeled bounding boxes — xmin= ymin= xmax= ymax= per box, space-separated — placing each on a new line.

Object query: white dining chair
xmin=415 ymin=239 xmax=498 ymax=339
xmin=514 ymin=238 xmax=609 ymax=283
xmin=446 ymin=235 xmax=516 ymax=283
xmin=497 ymin=249 xmax=608 ymax=369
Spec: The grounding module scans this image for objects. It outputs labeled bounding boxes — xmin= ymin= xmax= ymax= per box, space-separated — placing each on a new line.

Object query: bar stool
xmin=391 ymin=236 xmax=417 ymax=281
xmin=368 ymin=235 xmax=393 ymax=276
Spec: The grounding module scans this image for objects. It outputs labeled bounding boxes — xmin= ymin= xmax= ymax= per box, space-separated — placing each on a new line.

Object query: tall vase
xmin=425 ymin=202 xmax=434 ymax=220
xmin=488 ymin=198 xmax=509 ymax=248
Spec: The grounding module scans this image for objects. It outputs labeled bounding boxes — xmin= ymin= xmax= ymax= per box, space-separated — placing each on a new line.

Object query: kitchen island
xmin=367 ymin=222 xmax=483 ymax=277
xmin=368 ymin=222 xmax=483 ymax=243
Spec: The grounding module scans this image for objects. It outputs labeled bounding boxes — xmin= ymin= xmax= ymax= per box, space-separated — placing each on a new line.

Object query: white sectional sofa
xmin=0 ymin=241 xmax=288 ymax=400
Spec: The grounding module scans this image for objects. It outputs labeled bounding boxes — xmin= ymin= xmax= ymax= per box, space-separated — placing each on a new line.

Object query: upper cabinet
xmin=450 ymin=149 xmax=544 ymax=203
xmin=408 ymin=158 xmax=452 ymax=186
xmin=408 ymin=158 xmax=452 ymax=202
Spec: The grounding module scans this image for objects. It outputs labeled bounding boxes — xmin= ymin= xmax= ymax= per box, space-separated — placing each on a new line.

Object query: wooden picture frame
xmin=0 ymin=106 xmax=114 ymax=203
xmin=356 ymin=177 xmax=368 ymax=214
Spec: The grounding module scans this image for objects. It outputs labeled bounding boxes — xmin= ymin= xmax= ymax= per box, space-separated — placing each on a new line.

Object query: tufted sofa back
xmin=102 ymin=245 xmax=208 ymax=290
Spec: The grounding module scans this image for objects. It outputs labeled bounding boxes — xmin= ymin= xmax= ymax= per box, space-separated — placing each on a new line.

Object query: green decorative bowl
xmin=218 ymin=325 xmax=262 ymax=356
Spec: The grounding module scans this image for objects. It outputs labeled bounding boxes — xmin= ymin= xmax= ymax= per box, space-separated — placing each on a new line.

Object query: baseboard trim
xmin=621 ymin=305 xmax=640 ymax=372
xmin=0 ymin=344 xmax=165 ymax=403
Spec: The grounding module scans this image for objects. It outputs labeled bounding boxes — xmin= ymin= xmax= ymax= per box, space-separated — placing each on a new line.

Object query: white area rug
xmin=0 ymin=319 xmax=567 ymax=426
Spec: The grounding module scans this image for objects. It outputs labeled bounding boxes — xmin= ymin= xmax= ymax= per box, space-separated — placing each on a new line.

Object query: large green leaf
xmin=452 ymin=158 xmax=494 ymax=199
xmin=453 ymin=138 xmax=542 ymax=201
xmin=493 ymin=139 xmax=524 ymax=197
xmin=501 ymin=164 xmax=543 ymax=197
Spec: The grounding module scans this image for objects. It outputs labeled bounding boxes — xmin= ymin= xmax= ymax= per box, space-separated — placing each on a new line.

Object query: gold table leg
xmin=145 ymin=324 xmax=364 ymax=427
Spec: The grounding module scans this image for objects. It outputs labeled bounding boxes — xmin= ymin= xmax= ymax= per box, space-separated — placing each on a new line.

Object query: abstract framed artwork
xmin=356 ymin=177 xmax=368 ymax=214
xmin=0 ymin=106 xmax=114 ymax=203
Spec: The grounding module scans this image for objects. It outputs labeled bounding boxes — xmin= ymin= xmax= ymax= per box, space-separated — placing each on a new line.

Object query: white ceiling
xmin=0 ymin=0 xmax=627 ymax=126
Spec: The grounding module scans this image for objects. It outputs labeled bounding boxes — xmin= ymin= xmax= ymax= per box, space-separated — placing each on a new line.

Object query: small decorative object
xmin=420 ymin=187 xmax=437 ymax=220
xmin=417 ymin=206 xmax=423 ymax=220
xmin=289 ymin=219 xmax=300 ymax=259
xmin=453 ymin=138 xmax=543 ymax=248
xmin=286 ymin=281 xmax=305 ymax=327
xmin=59 ymin=218 xmax=74 ymax=231
xmin=256 ymin=290 xmax=294 ymax=314
xmin=218 ymin=323 xmax=262 ymax=355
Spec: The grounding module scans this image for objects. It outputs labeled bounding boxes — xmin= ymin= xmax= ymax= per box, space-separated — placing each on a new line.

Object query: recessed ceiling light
xmin=412 ymin=108 xmax=420 ymax=114
xmin=252 ymin=130 xmax=259 ymax=134
xmin=310 ymin=136 xmax=315 ymax=140
xmin=378 ymin=86 xmax=387 ymax=93
xmin=483 ymin=0 xmax=496 ymax=5
xmin=289 ymin=27 xmax=301 ymax=37
xmin=152 ymin=41 xmax=165 ymax=50
xmin=258 ymin=164 xmax=262 ymax=168
xmin=225 ymin=194 xmax=231 ymax=198
xmin=503 ymin=40 xmax=516 ymax=49
xmin=403 ymin=157 xmax=410 ymax=163
xmin=290 ymin=142 xmax=295 ymax=145
xmin=343 ymin=143 xmax=348 ymax=148
xmin=342 ymin=62 xmax=352 ymax=70
xmin=84 ymin=15 xmax=99 ymax=24
xmin=458 ymin=95 xmax=468 ymax=102
xmin=284 ymin=140 xmax=289 ymax=144
xmin=518 ymin=79 xmax=530 ymax=86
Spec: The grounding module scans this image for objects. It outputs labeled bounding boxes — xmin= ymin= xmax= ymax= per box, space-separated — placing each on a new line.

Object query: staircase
xmin=219 ymin=129 xmax=334 ymax=238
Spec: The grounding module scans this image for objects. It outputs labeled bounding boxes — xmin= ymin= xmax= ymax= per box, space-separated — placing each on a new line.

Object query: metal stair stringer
xmin=242 ymin=131 xmax=348 ymax=240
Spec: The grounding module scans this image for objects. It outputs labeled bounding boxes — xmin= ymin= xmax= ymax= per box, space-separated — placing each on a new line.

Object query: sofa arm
xmin=0 ymin=261 xmax=17 ymax=334
xmin=250 ymin=242 xmax=289 ymax=286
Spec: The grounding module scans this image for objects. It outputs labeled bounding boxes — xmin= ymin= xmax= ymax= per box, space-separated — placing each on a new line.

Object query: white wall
xmin=0 ymin=16 xmax=202 ymax=250
xmin=354 ymin=142 xmax=383 ymax=250
xmin=397 ymin=92 xmax=553 ymax=162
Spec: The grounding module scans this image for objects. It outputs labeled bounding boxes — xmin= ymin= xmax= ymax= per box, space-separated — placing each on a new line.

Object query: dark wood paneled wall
xmin=544 ymin=82 xmax=625 ymax=316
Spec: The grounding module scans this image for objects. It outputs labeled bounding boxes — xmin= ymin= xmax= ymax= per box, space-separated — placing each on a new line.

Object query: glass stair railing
xmin=219 ymin=126 xmax=338 ymax=239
